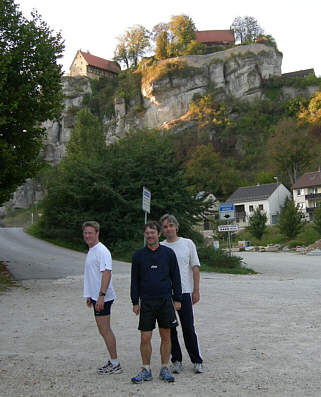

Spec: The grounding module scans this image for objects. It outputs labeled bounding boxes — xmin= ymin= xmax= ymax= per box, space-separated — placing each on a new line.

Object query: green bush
xmin=197 ymin=246 xmax=255 ymax=274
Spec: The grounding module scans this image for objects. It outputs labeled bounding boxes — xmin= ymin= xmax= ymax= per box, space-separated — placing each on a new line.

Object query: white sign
xmin=142 ymin=187 xmax=151 ymax=214
xmin=219 ymin=202 xmax=235 ymax=221
xmin=218 ymin=224 xmax=238 ymax=232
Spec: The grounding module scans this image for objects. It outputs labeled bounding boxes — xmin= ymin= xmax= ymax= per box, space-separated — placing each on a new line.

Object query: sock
xmin=143 ymin=365 xmax=151 ymax=371
xmin=161 ymin=363 xmax=169 ymax=369
xmin=110 ymin=359 xmax=119 ymax=367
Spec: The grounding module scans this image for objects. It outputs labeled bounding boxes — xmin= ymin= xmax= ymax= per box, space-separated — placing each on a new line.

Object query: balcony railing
xmin=305 ymin=193 xmax=321 ymax=200
xmin=306 ymin=207 xmax=316 ymax=213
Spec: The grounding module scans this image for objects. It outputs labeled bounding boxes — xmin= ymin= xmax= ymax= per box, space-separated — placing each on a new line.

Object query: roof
xmin=281 ymin=69 xmax=315 ymax=79
xmin=226 ymin=183 xmax=280 ymax=203
xmin=292 ymin=171 xmax=321 ymax=189
xmin=195 ymin=30 xmax=235 ymax=44
xmin=77 ymin=51 xmax=120 ymax=74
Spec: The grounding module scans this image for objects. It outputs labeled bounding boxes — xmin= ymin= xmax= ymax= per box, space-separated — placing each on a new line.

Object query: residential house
xmin=69 ymin=50 xmax=120 ymax=79
xmin=195 ymin=30 xmax=235 ymax=47
xmin=226 ymin=182 xmax=291 ymax=227
xmin=292 ymin=170 xmax=321 ymax=221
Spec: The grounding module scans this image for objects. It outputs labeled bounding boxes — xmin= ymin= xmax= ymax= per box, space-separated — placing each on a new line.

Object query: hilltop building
xmin=69 ymin=50 xmax=120 ymax=79
xmin=195 ymin=30 xmax=235 ymax=46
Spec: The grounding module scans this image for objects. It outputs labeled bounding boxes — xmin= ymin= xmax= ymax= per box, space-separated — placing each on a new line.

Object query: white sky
xmin=18 ymin=0 xmax=321 ymax=76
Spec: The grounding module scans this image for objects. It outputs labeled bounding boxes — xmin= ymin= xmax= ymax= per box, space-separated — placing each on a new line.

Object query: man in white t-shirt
xmin=83 ymin=221 xmax=122 ymax=375
xmin=160 ymin=214 xmax=203 ymax=374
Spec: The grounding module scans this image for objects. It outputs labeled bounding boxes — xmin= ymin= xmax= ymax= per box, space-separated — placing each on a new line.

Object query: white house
xmin=226 ymin=182 xmax=292 ymax=227
xmin=292 ymin=170 xmax=321 ymax=221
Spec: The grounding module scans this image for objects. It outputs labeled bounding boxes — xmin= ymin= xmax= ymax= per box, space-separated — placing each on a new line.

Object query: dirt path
xmin=2 ymin=254 xmax=321 ymax=396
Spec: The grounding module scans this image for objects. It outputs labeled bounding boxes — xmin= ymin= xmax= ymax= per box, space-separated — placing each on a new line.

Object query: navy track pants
xmin=171 ymin=293 xmax=203 ymax=364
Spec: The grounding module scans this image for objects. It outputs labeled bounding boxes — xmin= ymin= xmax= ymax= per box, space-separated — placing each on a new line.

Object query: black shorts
xmin=138 ymin=297 xmax=178 ymax=331
xmin=90 ymin=299 xmax=114 ymax=316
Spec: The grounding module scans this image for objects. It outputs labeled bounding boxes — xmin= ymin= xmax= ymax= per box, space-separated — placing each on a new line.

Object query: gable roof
xmin=195 ymin=30 xmax=235 ymax=44
xmin=226 ymin=183 xmax=279 ymax=203
xmin=281 ymin=69 xmax=315 ymax=79
xmin=293 ymin=171 xmax=321 ymax=189
xmin=74 ymin=51 xmax=120 ymax=74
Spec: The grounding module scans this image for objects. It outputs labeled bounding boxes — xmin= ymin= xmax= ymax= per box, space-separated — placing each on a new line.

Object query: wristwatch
xmin=99 ymin=291 xmax=106 ymax=296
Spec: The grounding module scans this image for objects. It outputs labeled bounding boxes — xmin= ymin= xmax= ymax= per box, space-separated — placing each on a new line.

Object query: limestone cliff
xmin=114 ymin=43 xmax=282 ymax=136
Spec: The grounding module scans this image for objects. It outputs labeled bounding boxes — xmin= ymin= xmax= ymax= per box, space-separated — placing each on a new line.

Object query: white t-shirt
xmin=83 ymin=242 xmax=115 ymax=302
xmin=160 ymin=237 xmax=200 ymax=294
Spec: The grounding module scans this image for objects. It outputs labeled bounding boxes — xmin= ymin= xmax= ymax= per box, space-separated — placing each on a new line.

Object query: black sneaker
xmin=97 ymin=361 xmax=123 ymax=375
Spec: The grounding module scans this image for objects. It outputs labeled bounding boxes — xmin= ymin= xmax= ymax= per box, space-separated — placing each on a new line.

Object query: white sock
xmin=110 ymin=359 xmax=119 ymax=367
xmin=143 ymin=365 xmax=151 ymax=371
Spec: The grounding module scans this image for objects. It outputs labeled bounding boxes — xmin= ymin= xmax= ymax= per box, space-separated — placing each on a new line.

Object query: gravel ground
xmin=1 ymin=255 xmax=321 ymax=397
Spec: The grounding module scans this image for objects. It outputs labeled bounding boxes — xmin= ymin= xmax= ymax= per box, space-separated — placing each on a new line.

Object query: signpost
xmin=142 ymin=187 xmax=151 ymax=245
xmin=219 ymin=203 xmax=235 ymax=221
xmin=219 ymin=203 xmax=236 ymax=255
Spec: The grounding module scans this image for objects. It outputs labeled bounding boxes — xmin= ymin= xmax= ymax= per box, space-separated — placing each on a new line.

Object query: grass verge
xmin=0 ymin=261 xmax=18 ymax=292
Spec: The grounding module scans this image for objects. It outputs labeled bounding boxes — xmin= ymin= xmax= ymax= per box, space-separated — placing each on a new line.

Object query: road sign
xmin=219 ymin=203 xmax=235 ymax=221
xmin=142 ymin=187 xmax=151 ymax=214
xmin=218 ymin=224 xmax=238 ymax=232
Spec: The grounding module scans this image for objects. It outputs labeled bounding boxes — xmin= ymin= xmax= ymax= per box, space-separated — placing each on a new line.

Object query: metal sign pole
xmin=144 ymin=211 xmax=147 ymax=246
xmin=228 ymin=231 xmax=231 ymax=256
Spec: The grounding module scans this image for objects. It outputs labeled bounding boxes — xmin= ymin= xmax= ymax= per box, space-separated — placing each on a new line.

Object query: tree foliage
xmin=267 ymin=118 xmax=317 ymax=186
xmin=168 ymin=15 xmax=196 ymax=56
xmin=247 ymin=207 xmax=267 ymax=240
xmin=278 ymin=198 xmax=304 ymax=239
xmin=0 ymin=0 xmax=64 ymax=204
xmin=114 ymin=25 xmax=150 ymax=69
xmin=312 ymin=202 xmax=321 ymax=235
xmin=231 ymin=16 xmax=264 ymax=43
xmin=39 ymin=112 xmax=210 ymax=246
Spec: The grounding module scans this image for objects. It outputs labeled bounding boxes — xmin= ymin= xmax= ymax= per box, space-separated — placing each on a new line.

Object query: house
xmin=226 ymin=182 xmax=291 ymax=227
xmin=69 ymin=50 xmax=120 ymax=80
xmin=292 ymin=170 xmax=321 ymax=221
xmin=195 ymin=30 xmax=235 ymax=47
xmin=281 ymin=69 xmax=315 ymax=79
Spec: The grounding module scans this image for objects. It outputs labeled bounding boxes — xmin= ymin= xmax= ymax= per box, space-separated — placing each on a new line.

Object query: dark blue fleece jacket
xmin=130 ymin=245 xmax=182 ymax=305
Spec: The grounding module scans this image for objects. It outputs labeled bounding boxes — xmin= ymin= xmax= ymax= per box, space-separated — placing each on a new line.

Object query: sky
xmin=18 ymin=0 xmax=321 ymax=76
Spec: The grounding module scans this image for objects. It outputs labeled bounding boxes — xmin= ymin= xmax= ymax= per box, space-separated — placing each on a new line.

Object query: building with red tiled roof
xmin=195 ymin=30 xmax=235 ymax=46
xmin=293 ymin=170 xmax=321 ymax=221
xmin=69 ymin=50 xmax=120 ymax=80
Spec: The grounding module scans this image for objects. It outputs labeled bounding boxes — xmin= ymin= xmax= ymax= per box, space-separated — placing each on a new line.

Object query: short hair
xmin=144 ymin=221 xmax=161 ymax=233
xmin=82 ymin=221 xmax=100 ymax=233
xmin=159 ymin=213 xmax=179 ymax=229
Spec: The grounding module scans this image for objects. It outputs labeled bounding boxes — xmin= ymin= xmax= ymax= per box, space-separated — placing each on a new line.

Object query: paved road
xmin=0 ymin=227 xmax=130 ymax=280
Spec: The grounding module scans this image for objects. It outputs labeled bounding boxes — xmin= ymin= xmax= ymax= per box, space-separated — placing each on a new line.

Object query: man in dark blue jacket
xmin=130 ymin=221 xmax=182 ymax=384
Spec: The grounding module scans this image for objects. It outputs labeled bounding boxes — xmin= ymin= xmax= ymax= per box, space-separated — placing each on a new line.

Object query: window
xmin=297 ymin=189 xmax=301 ymax=196
xmin=249 ymin=205 xmax=253 ymax=212
xmin=259 ymin=204 xmax=263 ymax=210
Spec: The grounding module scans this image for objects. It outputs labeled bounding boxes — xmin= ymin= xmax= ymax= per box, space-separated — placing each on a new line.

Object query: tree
xmin=312 ymin=202 xmax=321 ymax=235
xmin=268 ymin=118 xmax=316 ymax=185
xmin=185 ymin=144 xmax=241 ymax=199
xmin=155 ymin=30 xmax=169 ymax=60
xmin=278 ymin=198 xmax=304 ymax=239
xmin=0 ymin=0 xmax=64 ymax=204
xmin=114 ymin=25 xmax=150 ymax=69
xmin=247 ymin=207 xmax=267 ymax=240
xmin=168 ymin=15 xmax=196 ymax=56
xmin=231 ymin=16 xmax=264 ymax=43
xmin=39 ymin=119 xmax=210 ymax=246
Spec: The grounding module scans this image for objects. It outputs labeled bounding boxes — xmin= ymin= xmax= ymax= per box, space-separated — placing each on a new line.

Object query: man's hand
xmin=173 ymin=301 xmax=181 ymax=311
xmin=133 ymin=305 xmax=140 ymax=315
xmin=95 ymin=296 xmax=105 ymax=311
xmin=86 ymin=298 xmax=92 ymax=308
xmin=192 ymin=290 xmax=200 ymax=305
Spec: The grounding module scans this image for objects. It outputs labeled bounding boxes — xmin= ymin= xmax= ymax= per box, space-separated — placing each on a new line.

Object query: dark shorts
xmin=90 ymin=299 xmax=114 ymax=316
xmin=138 ymin=297 xmax=178 ymax=331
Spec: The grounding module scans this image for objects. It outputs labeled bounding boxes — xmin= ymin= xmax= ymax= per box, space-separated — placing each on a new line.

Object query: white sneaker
xmin=171 ymin=361 xmax=183 ymax=374
xmin=193 ymin=363 xmax=204 ymax=373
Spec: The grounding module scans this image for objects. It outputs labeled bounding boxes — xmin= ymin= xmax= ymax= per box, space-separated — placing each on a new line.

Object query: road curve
xmin=0 ymin=227 xmax=130 ymax=280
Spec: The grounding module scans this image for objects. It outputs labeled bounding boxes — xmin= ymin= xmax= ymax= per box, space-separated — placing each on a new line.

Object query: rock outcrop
xmin=114 ymin=43 xmax=283 ymax=135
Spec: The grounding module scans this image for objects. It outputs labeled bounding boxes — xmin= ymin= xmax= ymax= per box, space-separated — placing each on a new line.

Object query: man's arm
xmin=192 ymin=266 xmax=200 ymax=304
xmin=130 ymin=254 xmax=140 ymax=310
xmin=170 ymin=251 xmax=182 ymax=309
xmin=95 ymin=269 xmax=111 ymax=311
